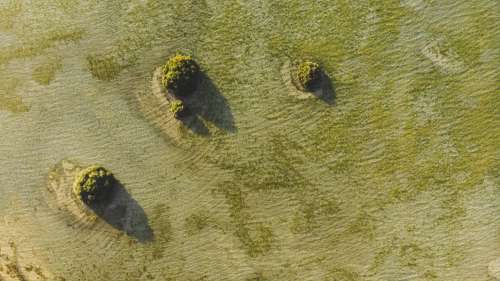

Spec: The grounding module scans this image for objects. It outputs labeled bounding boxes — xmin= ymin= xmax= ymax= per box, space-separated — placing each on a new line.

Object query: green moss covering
xmin=87 ymin=55 xmax=125 ymax=81
xmin=161 ymin=54 xmax=200 ymax=95
xmin=169 ymin=99 xmax=185 ymax=118
xmin=73 ymin=165 xmax=115 ymax=205
xmin=296 ymin=61 xmax=321 ymax=91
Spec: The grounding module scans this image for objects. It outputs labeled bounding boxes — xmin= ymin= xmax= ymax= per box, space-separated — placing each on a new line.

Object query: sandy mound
xmin=281 ymin=59 xmax=334 ymax=104
xmin=46 ymin=160 xmax=153 ymax=242
xmin=135 ymin=67 xmax=203 ymax=143
xmin=46 ymin=160 xmax=99 ymax=227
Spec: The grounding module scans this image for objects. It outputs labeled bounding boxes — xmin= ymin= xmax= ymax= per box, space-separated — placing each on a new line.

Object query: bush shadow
xmin=179 ymin=112 xmax=211 ymax=136
xmin=312 ymin=71 xmax=336 ymax=105
xmin=90 ymin=180 xmax=154 ymax=243
xmin=182 ymin=72 xmax=236 ymax=133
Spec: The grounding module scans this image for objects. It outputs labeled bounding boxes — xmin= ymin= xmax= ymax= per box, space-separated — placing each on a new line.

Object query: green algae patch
xmin=184 ymin=212 xmax=210 ymax=236
xmin=0 ymin=91 xmax=28 ymax=113
xmin=86 ymin=54 xmax=126 ymax=81
xmin=32 ymin=60 xmax=62 ymax=85
xmin=0 ymin=0 xmax=22 ymax=31
xmin=0 ymin=78 xmax=29 ymax=113
xmin=218 ymin=185 xmax=275 ymax=257
xmin=0 ymin=29 xmax=84 ymax=66
xmin=327 ymin=267 xmax=362 ymax=281
xmin=161 ymin=54 xmax=200 ymax=96
xmin=290 ymin=189 xmax=341 ymax=234
xmin=73 ymin=165 xmax=115 ymax=205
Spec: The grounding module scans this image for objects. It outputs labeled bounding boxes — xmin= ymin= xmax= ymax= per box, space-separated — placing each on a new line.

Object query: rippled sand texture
xmin=0 ymin=241 xmax=57 ymax=281
xmin=0 ymin=0 xmax=499 ymax=280
xmin=135 ymin=68 xmax=186 ymax=143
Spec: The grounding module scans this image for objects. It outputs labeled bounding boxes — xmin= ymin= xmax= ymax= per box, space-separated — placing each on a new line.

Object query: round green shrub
xmin=169 ymin=99 xmax=186 ymax=118
xmin=162 ymin=54 xmax=200 ymax=96
xmin=73 ymin=165 xmax=115 ymax=205
xmin=296 ymin=61 xmax=322 ymax=91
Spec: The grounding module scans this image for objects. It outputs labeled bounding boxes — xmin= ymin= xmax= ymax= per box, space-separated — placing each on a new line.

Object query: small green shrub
xmin=73 ymin=165 xmax=115 ymax=205
xmin=296 ymin=61 xmax=321 ymax=91
xmin=169 ymin=99 xmax=185 ymax=118
xmin=162 ymin=54 xmax=200 ymax=95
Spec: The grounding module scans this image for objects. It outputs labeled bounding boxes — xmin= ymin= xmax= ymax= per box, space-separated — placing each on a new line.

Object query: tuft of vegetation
xmin=73 ymin=165 xmax=115 ymax=205
xmin=169 ymin=99 xmax=186 ymax=118
xmin=161 ymin=54 xmax=200 ymax=96
xmin=296 ymin=61 xmax=322 ymax=91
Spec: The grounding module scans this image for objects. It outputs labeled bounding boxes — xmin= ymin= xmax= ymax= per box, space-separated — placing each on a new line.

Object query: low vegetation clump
xmin=73 ymin=165 xmax=115 ymax=205
xmin=296 ymin=61 xmax=322 ymax=91
xmin=169 ymin=99 xmax=186 ymax=118
xmin=162 ymin=54 xmax=200 ymax=96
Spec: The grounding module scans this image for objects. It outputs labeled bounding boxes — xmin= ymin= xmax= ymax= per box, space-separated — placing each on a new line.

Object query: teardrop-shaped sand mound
xmin=281 ymin=59 xmax=335 ymax=105
xmin=135 ymin=67 xmax=209 ymax=143
xmin=46 ymin=160 xmax=153 ymax=243
xmin=46 ymin=160 xmax=99 ymax=227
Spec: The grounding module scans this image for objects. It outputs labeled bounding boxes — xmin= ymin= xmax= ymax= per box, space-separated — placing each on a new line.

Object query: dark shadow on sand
xmin=179 ymin=72 xmax=236 ymax=134
xmin=90 ymin=180 xmax=154 ymax=243
xmin=178 ymin=108 xmax=211 ymax=136
xmin=311 ymin=71 xmax=336 ymax=105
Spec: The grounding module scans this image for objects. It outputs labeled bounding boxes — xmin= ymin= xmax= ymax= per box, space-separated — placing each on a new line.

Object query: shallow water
xmin=0 ymin=0 xmax=499 ymax=280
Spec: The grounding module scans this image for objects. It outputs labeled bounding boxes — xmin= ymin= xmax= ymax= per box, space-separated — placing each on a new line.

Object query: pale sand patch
xmin=488 ymin=258 xmax=500 ymax=279
xmin=421 ymin=40 xmax=466 ymax=74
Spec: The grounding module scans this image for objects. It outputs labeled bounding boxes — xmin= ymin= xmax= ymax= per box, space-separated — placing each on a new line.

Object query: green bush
xmin=162 ymin=54 xmax=200 ymax=96
xmin=169 ymin=99 xmax=185 ymax=118
xmin=73 ymin=165 xmax=115 ymax=205
xmin=296 ymin=61 xmax=321 ymax=91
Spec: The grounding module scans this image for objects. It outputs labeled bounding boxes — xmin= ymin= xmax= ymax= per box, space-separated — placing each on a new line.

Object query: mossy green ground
xmin=0 ymin=0 xmax=498 ymax=280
